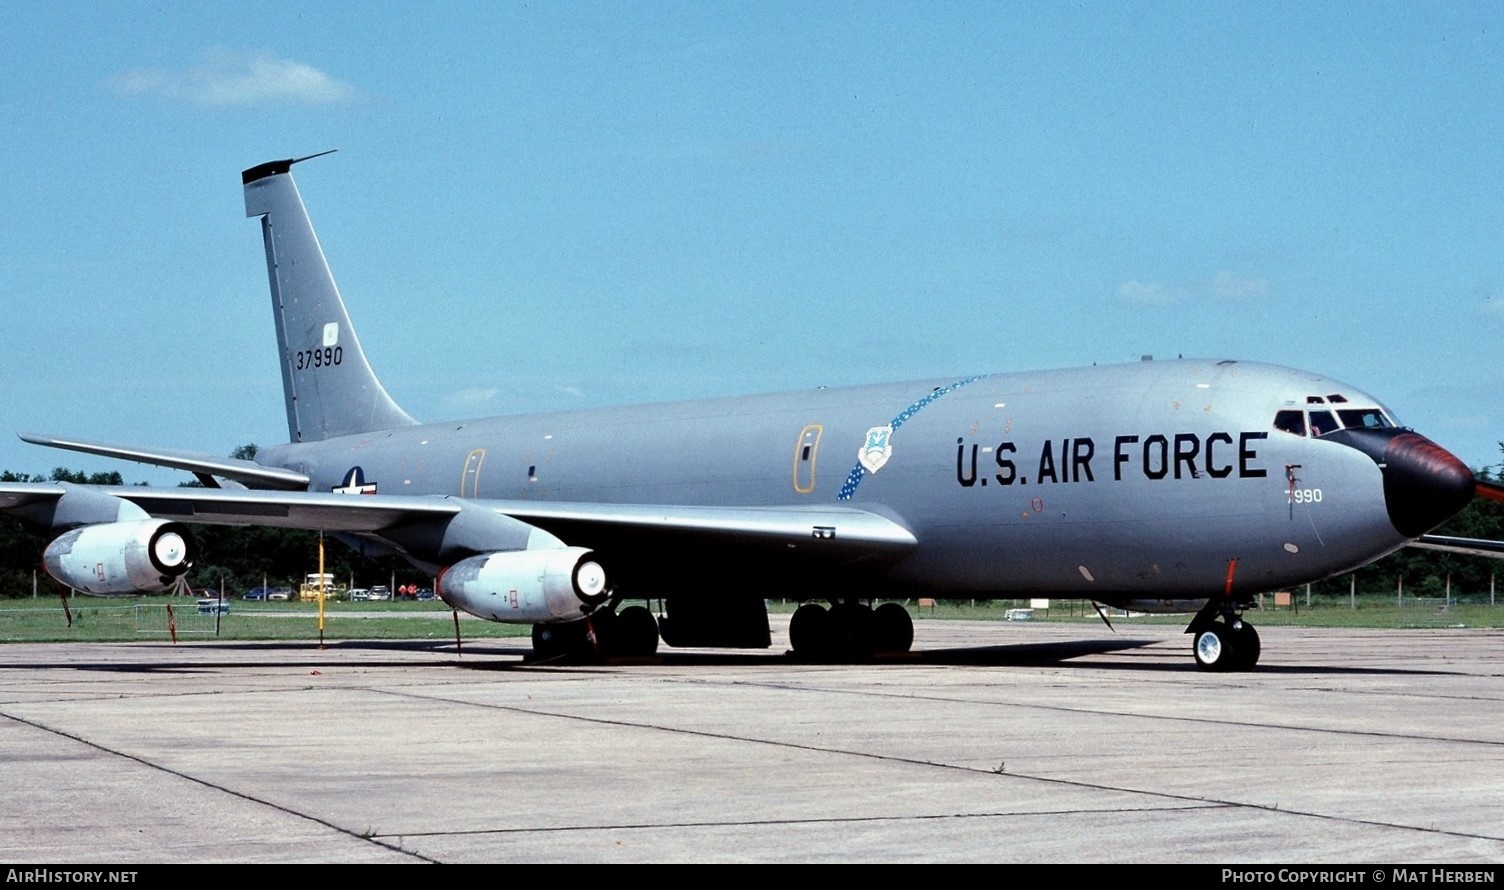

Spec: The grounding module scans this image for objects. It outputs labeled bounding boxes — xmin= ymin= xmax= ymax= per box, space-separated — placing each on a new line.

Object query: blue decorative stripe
xmin=836 ymin=375 xmax=985 ymax=501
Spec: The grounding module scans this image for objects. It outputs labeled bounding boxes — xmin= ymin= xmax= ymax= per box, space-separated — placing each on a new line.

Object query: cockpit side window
xmin=1308 ymin=410 xmax=1339 ymax=436
xmin=1337 ymin=408 xmax=1392 ymax=430
xmin=1273 ymin=410 xmax=1307 ymax=436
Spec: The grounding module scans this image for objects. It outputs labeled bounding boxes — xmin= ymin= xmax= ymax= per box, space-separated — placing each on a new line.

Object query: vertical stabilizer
xmin=243 ymin=154 xmax=416 ymax=442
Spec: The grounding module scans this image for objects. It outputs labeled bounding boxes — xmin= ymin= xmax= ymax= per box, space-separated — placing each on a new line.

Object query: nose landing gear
xmin=1188 ymin=609 xmax=1261 ymax=672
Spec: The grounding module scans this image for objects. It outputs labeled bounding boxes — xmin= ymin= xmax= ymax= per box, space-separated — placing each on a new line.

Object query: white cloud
xmin=439 ymin=387 xmax=503 ymax=413
xmin=109 ymin=49 xmax=357 ymax=106
xmin=1118 ymin=280 xmax=1184 ymax=307
xmin=1208 ymin=271 xmax=1269 ymax=300
xmin=1119 ymin=271 xmax=1270 ymax=307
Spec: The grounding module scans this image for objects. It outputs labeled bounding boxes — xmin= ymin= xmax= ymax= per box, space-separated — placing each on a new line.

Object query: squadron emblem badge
xmin=858 ymin=425 xmax=894 ymax=474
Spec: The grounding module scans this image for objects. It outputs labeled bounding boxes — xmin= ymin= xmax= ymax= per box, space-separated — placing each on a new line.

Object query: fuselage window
xmin=1308 ymin=410 xmax=1339 ymax=436
xmin=1337 ymin=408 xmax=1392 ymax=430
xmin=1273 ymin=410 xmax=1307 ymax=436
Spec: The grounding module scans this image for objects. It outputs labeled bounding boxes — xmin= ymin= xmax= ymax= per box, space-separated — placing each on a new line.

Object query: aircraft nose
xmin=1331 ymin=430 xmax=1475 ymax=537
xmin=1382 ymin=433 xmax=1475 ymax=536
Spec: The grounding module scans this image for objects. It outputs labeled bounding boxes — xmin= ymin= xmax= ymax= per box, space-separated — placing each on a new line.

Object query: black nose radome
xmin=1327 ymin=429 xmax=1476 ymax=537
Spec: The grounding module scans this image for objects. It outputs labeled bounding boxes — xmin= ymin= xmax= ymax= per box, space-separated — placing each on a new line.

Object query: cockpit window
xmin=1337 ymin=408 xmax=1392 ymax=430
xmin=1273 ymin=410 xmax=1306 ymax=436
xmin=1308 ymin=410 xmax=1339 ymax=436
xmin=1272 ymin=405 xmax=1395 ymax=437
xmin=1326 ymin=394 xmax=1348 ymax=404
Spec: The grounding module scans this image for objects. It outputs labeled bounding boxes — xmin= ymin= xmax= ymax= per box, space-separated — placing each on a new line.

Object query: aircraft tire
xmin=615 ymin=605 xmax=660 ymax=657
xmin=789 ymin=603 xmax=829 ymax=656
xmin=532 ymin=623 xmax=560 ymax=658
xmin=1229 ymin=622 xmax=1261 ymax=671
xmin=1192 ymin=623 xmax=1238 ymax=672
xmin=871 ymin=602 xmax=914 ymax=653
xmin=532 ymin=618 xmax=599 ymax=661
xmin=828 ymin=601 xmax=873 ymax=656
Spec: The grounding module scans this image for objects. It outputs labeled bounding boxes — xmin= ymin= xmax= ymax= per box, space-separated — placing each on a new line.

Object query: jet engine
xmin=436 ymin=547 xmax=610 ymax=623
xmin=42 ymin=519 xmax=194 ymax=595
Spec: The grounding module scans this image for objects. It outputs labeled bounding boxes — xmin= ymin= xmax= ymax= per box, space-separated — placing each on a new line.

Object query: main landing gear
xmin=531 ymin=604 xmax=661 ymax=661
xmin=1186 ymin=601 xmax=1261 ymax=672
xmin=788 ymin=600 xmax=914 ymax=658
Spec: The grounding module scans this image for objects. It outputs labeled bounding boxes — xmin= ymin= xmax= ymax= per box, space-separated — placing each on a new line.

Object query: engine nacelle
xmin=43 ymin=520 xmax=194 ymax=595
xmin=436 ymin=547 xmax=610 ymax=624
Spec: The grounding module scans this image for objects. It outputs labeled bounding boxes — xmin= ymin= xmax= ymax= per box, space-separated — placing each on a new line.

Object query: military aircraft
xmin=3 ymin=153 xmax=1500 ymax=670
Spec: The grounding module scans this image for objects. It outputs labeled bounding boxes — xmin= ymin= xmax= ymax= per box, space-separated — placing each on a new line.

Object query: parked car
xmin=367 ymin=586 xmax=391 ymax=601
xmin=244 ymin=587 xmax=269 ymax=601
xmin=415 ymin=588 xmax=436 ymax=601
xmin=267 ymin=587 xmax=293 ymax=601
xmin=196 ymin=598 xmax=230 ymax=616
xmin=348 ymin=588 xmax=372 ymax=601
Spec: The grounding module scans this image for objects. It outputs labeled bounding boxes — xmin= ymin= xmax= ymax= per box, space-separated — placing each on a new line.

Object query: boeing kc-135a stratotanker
xmin=3 ymin=153 xmax=1500 ymax=670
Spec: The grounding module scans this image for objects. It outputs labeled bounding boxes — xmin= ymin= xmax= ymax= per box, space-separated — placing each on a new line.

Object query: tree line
xmin=2 ymin=445 xmax=1501 ymax=601
xmin=1311 ymin=459 xmax=1503 ymax=600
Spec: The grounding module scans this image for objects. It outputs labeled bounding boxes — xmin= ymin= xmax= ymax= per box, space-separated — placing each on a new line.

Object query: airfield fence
xmin=0 ymin=602 xmax=225 ymax=640
xmin=2 ymin=591 xmax=1502 ymax=643
xmin=838 ymin=591 xmax=1503 ymax=629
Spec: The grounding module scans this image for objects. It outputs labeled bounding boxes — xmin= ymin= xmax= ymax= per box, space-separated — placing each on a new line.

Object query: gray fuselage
xmin=259 ymin=358 xmax=1404 ymax=601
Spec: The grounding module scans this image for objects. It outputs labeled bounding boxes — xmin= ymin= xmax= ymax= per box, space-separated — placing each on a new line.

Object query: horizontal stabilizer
xmin=18 ymin=433 xmax=311 ymax=490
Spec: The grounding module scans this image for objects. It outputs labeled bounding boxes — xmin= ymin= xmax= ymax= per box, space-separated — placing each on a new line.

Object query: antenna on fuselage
xmin=1091 ymin=601 xmax=1115 ymax=631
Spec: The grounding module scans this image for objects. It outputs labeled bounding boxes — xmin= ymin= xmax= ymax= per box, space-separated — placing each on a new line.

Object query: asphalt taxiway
xmin=2 ymin=617 xmax=1502 ymax=863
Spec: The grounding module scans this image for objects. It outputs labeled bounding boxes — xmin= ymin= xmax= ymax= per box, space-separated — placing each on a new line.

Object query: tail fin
xmin=243 ymin=153 xmax=417 ymax=443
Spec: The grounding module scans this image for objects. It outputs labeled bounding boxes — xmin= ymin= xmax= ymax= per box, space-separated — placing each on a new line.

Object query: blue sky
xmin=2 ymin=2 xmax=1501 ymax=484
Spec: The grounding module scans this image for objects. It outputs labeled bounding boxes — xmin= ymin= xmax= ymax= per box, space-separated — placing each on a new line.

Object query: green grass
xmin=0 ymin=595 xmax=532 ymax=643
xmin=872 ymin=596 xmax=1504 ymax=630
xmin=0 ymin=593 xmax=1499 ymax=643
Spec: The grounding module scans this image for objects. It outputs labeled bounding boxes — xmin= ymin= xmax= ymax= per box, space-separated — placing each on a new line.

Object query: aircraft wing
xmin=17 ymin=432 xmax=311 ymax=490
xmin=477 ymin=498 xmax=918 ymax=560
xmin=1406 ymin=477 xmax=1504 ymax=559
xmin=1410 ymin=534 xmax=1504 ymax=559
xmin=0 ymin=482 xmax=459 ymax=533
xmin=0 ymin=483 xmax=917 ymax=579
xmin=1479 ymin=478 xmax=1504 ymax=504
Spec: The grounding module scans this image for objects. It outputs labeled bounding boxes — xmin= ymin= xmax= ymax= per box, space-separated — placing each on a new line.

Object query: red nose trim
xmin=1381 ymin=433 xmax=1475 ymax=538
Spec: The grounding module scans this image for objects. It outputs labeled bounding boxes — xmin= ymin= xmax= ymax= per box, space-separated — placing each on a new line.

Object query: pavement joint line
xmin=365 ymin=687 xmax=1504 ymax=845
xmin=0 ymin=709 xmax=440 ymax=863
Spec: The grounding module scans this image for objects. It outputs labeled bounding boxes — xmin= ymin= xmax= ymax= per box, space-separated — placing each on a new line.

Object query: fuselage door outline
xmin=461 ymin=449 xmax=485 ymax=498
xmin=793 ymin=424 xmax=822 ymax=494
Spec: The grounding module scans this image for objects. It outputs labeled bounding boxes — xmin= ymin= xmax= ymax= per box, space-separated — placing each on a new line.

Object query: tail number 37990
xmin=295 ymin=346 xmax=344 ymax=370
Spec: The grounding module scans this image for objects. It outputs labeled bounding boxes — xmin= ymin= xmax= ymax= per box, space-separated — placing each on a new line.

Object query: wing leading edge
xmin=0 ymin=482 xmax=917 ymax=576
xmin=1410 ymin=535 xmax=1504 ymax=559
